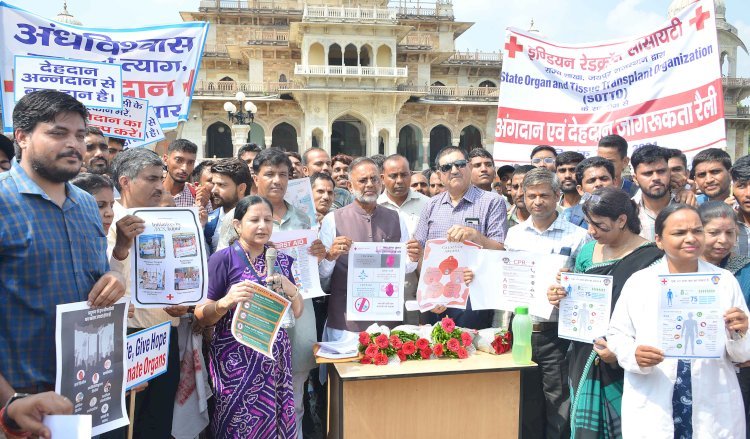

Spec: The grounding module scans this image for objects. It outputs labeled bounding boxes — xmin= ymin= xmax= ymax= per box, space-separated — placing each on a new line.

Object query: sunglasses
xmin=531 ymin=157 xmax=555 ymax=165
xmin=438 ymin=159 xmax=468 ymax=173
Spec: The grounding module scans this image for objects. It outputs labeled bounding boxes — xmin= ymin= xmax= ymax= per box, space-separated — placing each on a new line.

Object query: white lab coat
xmin=608 ymin=257 xmax=750 ymax=438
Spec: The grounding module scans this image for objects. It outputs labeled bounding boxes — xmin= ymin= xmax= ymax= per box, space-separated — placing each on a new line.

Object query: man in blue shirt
xmin=0 ymin=90 xmax=125 ymax=403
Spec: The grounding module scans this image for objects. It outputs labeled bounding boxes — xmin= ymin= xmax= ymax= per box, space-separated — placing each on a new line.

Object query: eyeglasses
xmin=531 ymin=157 xmax=556 ymax=165
xmin=581 ymin=192 xmax=602 ymax=205
xmin=438 ymin=159 xmax=468 ymax=173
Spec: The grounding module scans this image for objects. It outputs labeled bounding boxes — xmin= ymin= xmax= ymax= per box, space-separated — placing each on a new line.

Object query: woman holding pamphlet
xmin=547 ymin=187 xmax=662 ymax=438
xmin=698 ymin=201 xmax=750 ymax=435
xmin=195 ymin=196 xmax=303 ymax=439
xmin=608 ymin=204 xmax=750 ymax=438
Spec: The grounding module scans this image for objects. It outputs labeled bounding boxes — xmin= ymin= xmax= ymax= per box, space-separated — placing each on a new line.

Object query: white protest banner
xmin=284 ymin=178 xmax=317 ymax=229
xmin=470 ymin=250 xmax=568 ymax=319
xmin=88 ymin=96 xmax=148 ymax=140
xmin=55 ymin=299 xmax=128 ymax=436
xmin=124 ymin=105 xmax=165 ymax=149
xmin=13 ymin=55 xmax=123 ymax=108
xmin=494 ymin=0 xmax=723 ymax=164
xmin=416 ymin=239 xmax=481 ymax=312
xmin=125 ymin=322 xmax=170 ymax=390
xmin=0 ymin=2 xmax=208 ymax=133
xmin=347 ymin=242 xmax=407 ymax=321
xmin=271 ymin=229 xmax=326 ymax=299
xmin=129 ymin=207 xmax=208 ymax=308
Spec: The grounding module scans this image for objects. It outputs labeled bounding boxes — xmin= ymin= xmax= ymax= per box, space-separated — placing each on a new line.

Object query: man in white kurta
xmin=608 ymin=258 xmax=750 ymax=438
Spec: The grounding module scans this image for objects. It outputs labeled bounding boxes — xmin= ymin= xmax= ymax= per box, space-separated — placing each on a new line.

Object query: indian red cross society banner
xmin=494 ymin=0 xmax=724 ymax=164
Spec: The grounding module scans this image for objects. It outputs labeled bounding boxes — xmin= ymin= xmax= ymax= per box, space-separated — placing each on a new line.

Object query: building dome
xmin=55 ymin=1 xmax=82 ymax=26
xmin=668 ymin=0 xmax=725 ymax=18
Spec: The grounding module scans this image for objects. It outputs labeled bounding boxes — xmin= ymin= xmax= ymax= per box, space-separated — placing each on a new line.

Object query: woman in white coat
xmin=608 ymin=204 xmax=750 ymax=438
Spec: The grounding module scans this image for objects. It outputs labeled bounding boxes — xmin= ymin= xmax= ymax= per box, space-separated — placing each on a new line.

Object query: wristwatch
xmin=3 ymin=393 xmax=30 ymax=431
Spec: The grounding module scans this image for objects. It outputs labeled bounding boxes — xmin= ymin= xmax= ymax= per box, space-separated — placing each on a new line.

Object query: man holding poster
xmin=504 ymin=168 xmax=589 ymax=439
xmin=0 ymin=90 xmax=125 ymax=412
xmin=414 ymin=146 xmax=507 ymax=329
xmin=319 ymin=157 xmax=420 ymax=341
xmin=106 ymin=148 xmax=184 ymax=438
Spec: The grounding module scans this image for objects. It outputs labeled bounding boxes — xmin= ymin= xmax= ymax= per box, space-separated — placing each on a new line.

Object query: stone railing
xmin=294 ymin=64 xmax=408 ymax=77
xmin=397 ymin=84 xmax=499 ymax=100
xmin=737 ymin=107 xmax=749 ymax=117
xmin=193 ymin=80 xmax=297 ymax=96
xmin=399 ymin=33 xmax=433 ymax=49
xmin=203 ymin=44 xmax=229 ymax=57
xmin=445 ymin=51 xmax=503 ymax=64
xmin=199 ymin=0 xmax=302 ymax=13
xmin=723 ymin=77 xmax=750 ymax=87
xmin=394 ymin=4 xmax=453 ymax=19
xmin=303 ymin=5 xmax=396 ymax=23
xmin=247 ymin=29 xmax=290 ymax=45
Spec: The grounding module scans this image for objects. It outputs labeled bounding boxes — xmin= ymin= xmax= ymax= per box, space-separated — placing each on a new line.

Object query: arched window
xmin=478 ymin=80 xmax=496 ymax=88
xmin=271 ymin=123 xmax=298 ymax=152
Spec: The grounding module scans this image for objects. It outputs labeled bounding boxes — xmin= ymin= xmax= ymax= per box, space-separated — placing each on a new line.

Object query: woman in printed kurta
xmin=196 ymin=196 xmax=303 ymax=439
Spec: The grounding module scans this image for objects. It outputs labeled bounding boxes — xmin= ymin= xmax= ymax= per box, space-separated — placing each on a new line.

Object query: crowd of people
xmin=2 ymin=89 xmax=750 ymax=439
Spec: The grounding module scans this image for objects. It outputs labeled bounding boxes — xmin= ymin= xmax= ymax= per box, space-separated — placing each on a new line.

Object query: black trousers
xmin=101 ymin=326 xmax=180 ymax=439
xmin=738 ymin=367 xmax=750 ymax=439
xmin=520 ymin=330 xmax=571 ymax=439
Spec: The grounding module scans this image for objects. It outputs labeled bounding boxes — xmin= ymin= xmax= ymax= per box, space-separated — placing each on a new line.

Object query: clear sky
xmin=9 ymin=0 xmax=750 ymax=77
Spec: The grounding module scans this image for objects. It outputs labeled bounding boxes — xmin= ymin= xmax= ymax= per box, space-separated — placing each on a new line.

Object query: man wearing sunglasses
xmin=530 ymin=145 xmax=557 ymax=172
xmin=414 ymin=146 xmax=507 ymax=330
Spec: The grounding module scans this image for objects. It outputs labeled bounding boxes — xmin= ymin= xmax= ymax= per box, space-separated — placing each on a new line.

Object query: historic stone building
xmin=179 ymin=0 xmax=501 ymax=170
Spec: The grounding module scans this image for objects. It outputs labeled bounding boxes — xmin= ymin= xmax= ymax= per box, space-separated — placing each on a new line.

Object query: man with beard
xmin=204 ymin=158 xmax=250 ymax=254
xmin=692 ymin=148 xmax=732 ymax=204
xmin=410 ymin=171 xmax=429 ymax=196
xmin=82 ymin=126 xmax=111 ymax=175
xmin=507 ymin=165 xmax=534 ymax=228
xmin=414 ymin=146 xmax=507 ymax=330
xmin=0 ymin=90 xmax=125 ymax=412
xmin=378 ymin=154 xmax=430 ymax=325
xmin=555 ymin=151 xmax=584 ymax=208
xmin=332 ymin=153 xmax=352 ymax=189
xmin=319 ymin=157 xmax=420 ymax=339
xmin=302 ymin=147 xmax=354 ymax=209
xmin=105 ymin=148 xmax=187 ymax=438
xmin=631 ymin=144 xmax=672 ymax=240
xmin=163 ymin=139 xmax=200 ymax=207
xmin=469 ymin=147 xmax=496 ymax=192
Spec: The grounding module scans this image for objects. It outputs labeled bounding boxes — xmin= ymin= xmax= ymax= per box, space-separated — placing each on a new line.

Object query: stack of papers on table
xmin=315 ymin=333 xmax=359 ymax=360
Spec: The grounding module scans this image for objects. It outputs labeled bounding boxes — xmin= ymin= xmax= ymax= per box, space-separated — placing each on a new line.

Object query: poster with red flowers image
xmin=416 ymin=239 xmax=481 ymax=312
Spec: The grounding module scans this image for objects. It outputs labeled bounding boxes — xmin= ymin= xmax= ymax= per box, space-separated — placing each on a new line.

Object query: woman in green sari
xmin=548 ymin=187 xmax=663 ymax=438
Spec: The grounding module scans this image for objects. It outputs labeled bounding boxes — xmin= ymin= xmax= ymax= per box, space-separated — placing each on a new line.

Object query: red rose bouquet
xmin=430 ymin=317 xmax=474 ymax=359
xmin=358 ymin=328 xmax=434 ymax=365
xmin=474 ymin=328 xmax=512 ymax=355
xmin=491 ymin=330 xmax=512 ymax=355
xmin=358 ymin=330 xmax=397 ymax=365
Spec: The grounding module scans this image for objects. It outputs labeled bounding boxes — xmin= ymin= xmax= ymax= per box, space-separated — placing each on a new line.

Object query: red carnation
xmin=402 ymin=341 xmax=416 ymax=355
xmin=360 ymin=356 xmax=372 ymax=364
xmin=374 ymin=352 xmax=389 ymax=366
xmin=420 ymin=347 xmax=432 ymax=359
xmin=441 ymin=317 xmax=456 ymax=333
xmin=433 ymin=343 xmax=444 ymax=357
xmin=457 ymin=347 xmax=469 ymax=359
xmin=365 ymin=344 xmax=378 ymax=358
xmin=447 ymin=338 xmax=460 ymax=352
xmin=375 ymin=334 xmax=389 ymax=349
xmin=390 ymin=335 xmax=403 ymax=349
xmin=397 ymin=349 xmax=407 ymax=362
xmin=359 ymin=331 xmax=370 ymax=345
xmin=416 ymin=338 xmax=429 ymax=350
xmin=461 ymin=332 xmax=472 ymax=347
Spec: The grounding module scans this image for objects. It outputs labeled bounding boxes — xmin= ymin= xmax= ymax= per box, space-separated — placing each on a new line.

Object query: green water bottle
xmin=512 ymin=306 xmax=532 ymax=365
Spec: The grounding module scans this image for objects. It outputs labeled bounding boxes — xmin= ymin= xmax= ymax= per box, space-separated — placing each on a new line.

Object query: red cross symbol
xmin=504 ymin=36 xmax=524 ymax=59
xmin=661 ymin=278 xmax=668 ymax=285
xmin=166 ymin=294 xmax=174 ymax=300
xmin=563 ymin=276 xmax=569 ymax=282
xmin=3 ymin=80 xmax=12 ymax=93
xmin=689 ymin=6 xmax=711 ymax=31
